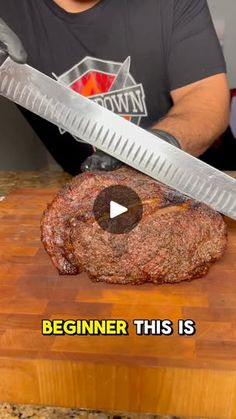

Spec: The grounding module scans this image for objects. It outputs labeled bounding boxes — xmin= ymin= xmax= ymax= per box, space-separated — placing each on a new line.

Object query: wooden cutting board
xmin=0 ymin=188 xmax=236 ymax=418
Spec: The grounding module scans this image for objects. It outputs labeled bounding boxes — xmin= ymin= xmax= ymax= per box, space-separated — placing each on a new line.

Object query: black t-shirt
xmin=1 ymin=0 xmax=226 ymax=174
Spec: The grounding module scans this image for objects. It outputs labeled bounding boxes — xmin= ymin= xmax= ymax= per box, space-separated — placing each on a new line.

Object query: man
xmin=0 ymin=0 xmax=230 ymax=174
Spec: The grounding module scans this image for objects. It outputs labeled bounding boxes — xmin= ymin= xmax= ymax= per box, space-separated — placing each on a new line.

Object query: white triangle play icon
xmin=110 ymin=201 xmax=128 ymax=219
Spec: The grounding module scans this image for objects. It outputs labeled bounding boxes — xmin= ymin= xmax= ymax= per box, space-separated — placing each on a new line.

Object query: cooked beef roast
xmin=41 ymin=166 xmax=227 ymax=285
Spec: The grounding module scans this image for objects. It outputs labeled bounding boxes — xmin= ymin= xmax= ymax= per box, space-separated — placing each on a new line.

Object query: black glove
xmin=148 ymin=128 xmax=181 ymax=148
xmin=81 ymin=149 xmax=123 ymax=172
xmin=0 ymin=18 xmax=27 ymax=64
xmin=81 ymin=128 xmax=181 ymax=172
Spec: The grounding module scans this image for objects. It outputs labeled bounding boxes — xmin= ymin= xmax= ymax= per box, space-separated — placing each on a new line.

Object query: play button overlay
xmin=93 ymin=185 xmax=143 ymax=234
xmin=110 ymin=201 xmax=128 ymax=219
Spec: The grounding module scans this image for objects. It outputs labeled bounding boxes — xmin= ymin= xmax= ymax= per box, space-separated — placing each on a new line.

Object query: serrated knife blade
xmin=0 ymin=57 xmax=236 ymax=220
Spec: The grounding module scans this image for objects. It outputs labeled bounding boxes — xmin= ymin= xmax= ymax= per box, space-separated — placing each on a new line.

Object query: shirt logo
xmin=53 ymin=56 xmax=147 ymax=137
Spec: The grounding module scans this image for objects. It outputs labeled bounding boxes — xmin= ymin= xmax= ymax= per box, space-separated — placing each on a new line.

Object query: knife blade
xmin=0 ymin=57 xmax=236 ymax=219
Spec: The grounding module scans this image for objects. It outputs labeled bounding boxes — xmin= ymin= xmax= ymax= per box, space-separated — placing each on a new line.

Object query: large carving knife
xmin=0 ymin=57 xmax=236 ymax=219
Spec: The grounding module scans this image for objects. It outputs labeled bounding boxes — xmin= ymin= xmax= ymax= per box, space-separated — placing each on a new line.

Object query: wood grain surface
xmin=0 ymin=188 xmax=236 ymax=418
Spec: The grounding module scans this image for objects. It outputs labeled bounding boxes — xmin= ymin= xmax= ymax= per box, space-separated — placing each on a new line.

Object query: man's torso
xmin=1 ymin=0 xmax=174 ymax=128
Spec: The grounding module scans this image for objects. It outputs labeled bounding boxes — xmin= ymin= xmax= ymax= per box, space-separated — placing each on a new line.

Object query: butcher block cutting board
xmin=1 ymin=188 xmax=236 ymax=418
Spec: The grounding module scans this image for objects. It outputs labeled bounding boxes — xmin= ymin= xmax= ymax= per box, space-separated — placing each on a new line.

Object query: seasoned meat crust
xmin=41 ymin=166 xmax=227 ymax=285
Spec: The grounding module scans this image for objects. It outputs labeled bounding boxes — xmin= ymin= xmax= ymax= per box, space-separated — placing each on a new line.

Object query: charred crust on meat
xmin=41 ymin=166 xmax=228 ymax=285
xmin=163 ymin=190 xmax=189 ymax=206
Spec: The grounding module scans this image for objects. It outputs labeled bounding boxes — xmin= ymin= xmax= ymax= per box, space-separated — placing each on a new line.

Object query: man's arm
xmin=82 ymin=73 xmax=230 ymax=172
xmin=153 ymin=73 xmax=230 ymax=157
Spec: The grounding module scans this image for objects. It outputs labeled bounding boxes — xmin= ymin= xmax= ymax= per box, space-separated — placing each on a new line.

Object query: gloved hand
xmin=81 ymin=149 xmax=123 ymax=172
xmin=0 ymin=18 xmax=27 ymax=64
xmin=148 ymin=128 xmax=181 ymax=148
xmin=81 ymin=128 xmax=181 ymax=172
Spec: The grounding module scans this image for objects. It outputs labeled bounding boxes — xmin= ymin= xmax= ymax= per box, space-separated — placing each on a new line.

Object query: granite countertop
xmin=0 ymin=403 xmax=173 ymax=419
xmin=0 ymin=170 xmax=235 ymax=419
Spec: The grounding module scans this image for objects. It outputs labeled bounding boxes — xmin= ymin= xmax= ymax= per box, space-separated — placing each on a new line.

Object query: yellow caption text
xmin=42 ymin=319 xmax=196 ymax=336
